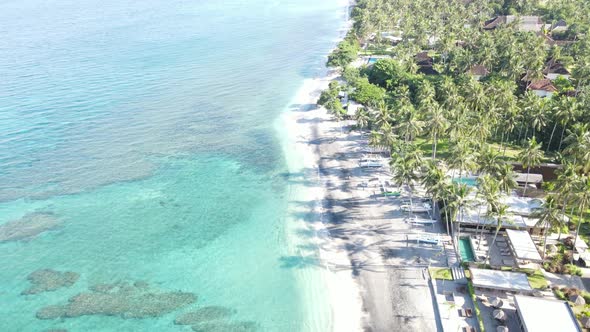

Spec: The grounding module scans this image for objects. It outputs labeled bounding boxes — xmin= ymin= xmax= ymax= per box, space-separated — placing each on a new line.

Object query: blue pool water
xmin=453 ymin=177 xmax=478 ymax=187
xmin=0 ymin=0 xmax=348 ymax=330
xmin=459 ymin=238 xmax=476 ymax=262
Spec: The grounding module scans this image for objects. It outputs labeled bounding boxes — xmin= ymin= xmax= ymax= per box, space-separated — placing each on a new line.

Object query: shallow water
xmin=0 ymin=0 xmax=346 ymax=330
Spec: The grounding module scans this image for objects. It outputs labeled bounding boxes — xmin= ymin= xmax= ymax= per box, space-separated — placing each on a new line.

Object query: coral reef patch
xmin=22 ymin=269 xmax=79 ymax=295
xmin=174 ymin=306 xmax=236 ymax=325
xmin=191 ymin=321 xmax=258 ymax=332
xmin=36 ymin=281 xmax=196 ymax=320
xmin=0 ymin=212 xmax=60 ymax=242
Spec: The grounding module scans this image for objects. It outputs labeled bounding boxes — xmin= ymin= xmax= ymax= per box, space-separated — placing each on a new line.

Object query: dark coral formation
xmin=36 ymin=281 xmax=196 ymax=320
xmin=0 ymin=212 xmax=60 ymax=242
xmin=23 ymin=269 xmax=79 ymax=295
xmin=191 ymin=321 xmax=258 ymax=332
xmin=174 ymin=306 xmax=236 ymax=325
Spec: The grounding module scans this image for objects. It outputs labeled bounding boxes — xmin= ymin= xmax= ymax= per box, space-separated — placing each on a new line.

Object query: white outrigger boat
xmin=404 ymin=216 xmax=437 ymax=225
xmin=416 ymin=235 xmax=441 ymax=245
xmin=400 ymin=202 xmax=432 ymax=212
xmin=359 ymin=158 xmax=386 ymax=168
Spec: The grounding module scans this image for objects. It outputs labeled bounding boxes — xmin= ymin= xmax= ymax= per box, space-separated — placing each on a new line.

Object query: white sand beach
xmin=281 ymin=66 xmax=446 ymax=330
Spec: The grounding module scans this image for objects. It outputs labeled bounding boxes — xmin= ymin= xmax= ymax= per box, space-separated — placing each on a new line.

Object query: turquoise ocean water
xmin=0 ymin=0 xmax=347 ymax=331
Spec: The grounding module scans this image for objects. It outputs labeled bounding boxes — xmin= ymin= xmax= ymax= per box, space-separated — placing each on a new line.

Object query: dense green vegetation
xmin=323 ymin=0 xmax=590 ymax=262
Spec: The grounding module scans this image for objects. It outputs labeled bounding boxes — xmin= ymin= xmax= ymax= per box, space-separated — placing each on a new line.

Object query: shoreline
xmin=280 ymin=70 xmax=364 ymax=332
xmin=277 ymin=1 xmax=368 ymax=331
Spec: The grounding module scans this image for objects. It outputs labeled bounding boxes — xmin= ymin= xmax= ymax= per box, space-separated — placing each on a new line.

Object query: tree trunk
xmin=572 ymin=202 xmax=586 ymax=264
xmin=499 ymin=131 xmax=505 ymax=153
xmin=432 ymin=132 xmax=438 ymax=160
xmin=485 ymin=222 xmax=502 ymax=264
xmin=523 ymin=166 xmax=531 ymax=196
xmin=542 ymin=218 xmax=549 ymax=259
xmin=546 ymin=122 xmax=558 ymax=153
xmin=558 ymin=123 xmax=567 ymax=151
xmin=523 ymin=127 xmax=529 ymax=143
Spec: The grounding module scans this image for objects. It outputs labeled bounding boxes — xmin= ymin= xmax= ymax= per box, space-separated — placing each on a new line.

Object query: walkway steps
xmin=451 ymin=265 xmax=468 ymax=284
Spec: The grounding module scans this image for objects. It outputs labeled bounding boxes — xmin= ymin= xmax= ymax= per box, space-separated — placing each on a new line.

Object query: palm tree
xmin=425 ymin=103 xmax=448 ymax=160
xmin=422 ymin=161 xmax=450 ymax=233
xmin=391 ymin=146 xmax=421 ymax=219
xmin=496 ymin=163 xmax=518 ymax=194
xmin=396 ymin=107 xmax=424 ymax=142
xmin=478 ymin=144 xmax=502 ymax=176
xmin=533 ymin=195 xmax=565 ymax=258
xmin=572 ymin=176 xmax=590 ymax=263
xmin=555 ymin=163 xmax=578 ymax=230
xmin=518 ymin=137 xmax=543 ymax=196
xmin=484 ymin=204 xmax=510 ymax=264
xmin=563 ymin=124 xmax=590 ymax=173
xmin=476 ymin=175 xmax=501 ymax=249
xmin=446 ymin=183 xmax=472 ymax=245
xmin=355 ymin=107 xmax=370 ymax=132
xmin=449 ymin=139 xmax=477 ymax=179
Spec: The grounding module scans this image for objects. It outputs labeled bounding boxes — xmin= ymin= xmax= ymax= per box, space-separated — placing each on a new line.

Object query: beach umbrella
xmin=570 ymin=294 xmax=586 ymax=306
xmin=493 ymin=309 xmax=506 ymax=321
xmin=496 ymin=326 xmax=509 ymax=332
xmin=546 ymin=244 xmax=558 ymax=254
xmin=580 ymin=316 xmax=590 ymax=328
xmin=490 ymin=297 xmax=504 ymax=308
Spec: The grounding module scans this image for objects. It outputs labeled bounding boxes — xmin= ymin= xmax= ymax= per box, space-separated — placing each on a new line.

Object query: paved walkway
xmin=432 ymin=279 xmax=479 ymax=331
xmin=543 ymin=270 xmax=586 ymax=291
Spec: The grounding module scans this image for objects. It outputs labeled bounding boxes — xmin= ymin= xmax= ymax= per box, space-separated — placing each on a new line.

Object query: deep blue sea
xmin=0 ymin=0 xmax=347 ymax=330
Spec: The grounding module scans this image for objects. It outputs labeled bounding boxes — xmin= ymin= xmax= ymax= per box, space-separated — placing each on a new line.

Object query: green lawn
xmin=414 ymin=137 xmax=550 ymax=163
xmin=527 ymin=269 xmax=548 ymax=290
xmin=430 ymin=267 xmax=453 ymax=280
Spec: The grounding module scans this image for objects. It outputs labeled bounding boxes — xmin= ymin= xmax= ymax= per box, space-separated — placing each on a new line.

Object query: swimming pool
xmin=459 ymin=237 xmax=475 ymax=262
xmin=368 ymin=57 xmax=378 ymax=64
xmin=453 ymin=177 xmax=477 ymax=187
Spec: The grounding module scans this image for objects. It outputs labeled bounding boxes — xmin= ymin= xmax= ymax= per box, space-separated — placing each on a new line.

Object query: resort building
xmin=414 ymin=52 xmax=439 ymax=75
xmin=467 ymin=65 xmax=489 ymax=81
xmin=543 ymin=59 xmax=571 ymax=80
xmin=549 ymin=19 xmax=568 ymax=32
xmin=513 ymin=295 xmax=581 ymax=332
xmin=505 ymin=229 xmax=543 ymax=264
xmin=528 ymin=78 xmax=557 ymax=98
xmin=470 ymin=269 xmax=533 ymax=294
xmin=484 ymin=16 xmax=543 ymax=32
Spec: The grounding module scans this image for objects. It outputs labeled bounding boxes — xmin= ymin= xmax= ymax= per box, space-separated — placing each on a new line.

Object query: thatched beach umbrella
xmin=546 ymin=243 xmax=558 ymax=254
xmin=580 ymin=316 xmax=590 ymax=328
xmin=497 ymin=326 xmax=509 ymax=332
xmin=493 ymin=309 xmax=506 ymax=321
xmin=570 ymin=294 xmax=586 ymax=306
xmin=490 ymin=297 xmax=504 ymax=308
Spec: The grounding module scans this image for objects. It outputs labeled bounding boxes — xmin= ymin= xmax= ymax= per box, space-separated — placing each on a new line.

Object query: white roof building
xmin=470 ymin=268 xmax=533 ymax=293
xmin=514 ymin=295 xmax=581 ymax=332
xmin=506 ymin=229 xmax=543 ymax=262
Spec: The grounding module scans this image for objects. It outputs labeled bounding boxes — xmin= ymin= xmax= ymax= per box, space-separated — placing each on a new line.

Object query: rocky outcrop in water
xmin=22 ymin=269 xmax=79 ymax=295
xmin=0 ymin=212 xmax=60 ymax=242
xmin=174 ymin=306 xmax=236 ymax=325
xmin=191 ymin=321 xmax=258 ymax=332
xmin=36 ymin=281 xmax=196 ymax=320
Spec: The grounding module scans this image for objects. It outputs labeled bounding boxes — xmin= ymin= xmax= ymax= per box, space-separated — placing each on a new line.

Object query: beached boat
xmin=400 ymin=203 xmax=432 ymax=212
xmin=405 ymin=216 xmax=437 ymax=225
xmin=416 ymin=236 xmax=441 ymax=245
xmin=359 ymin=158 xmax=385 ymax=168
